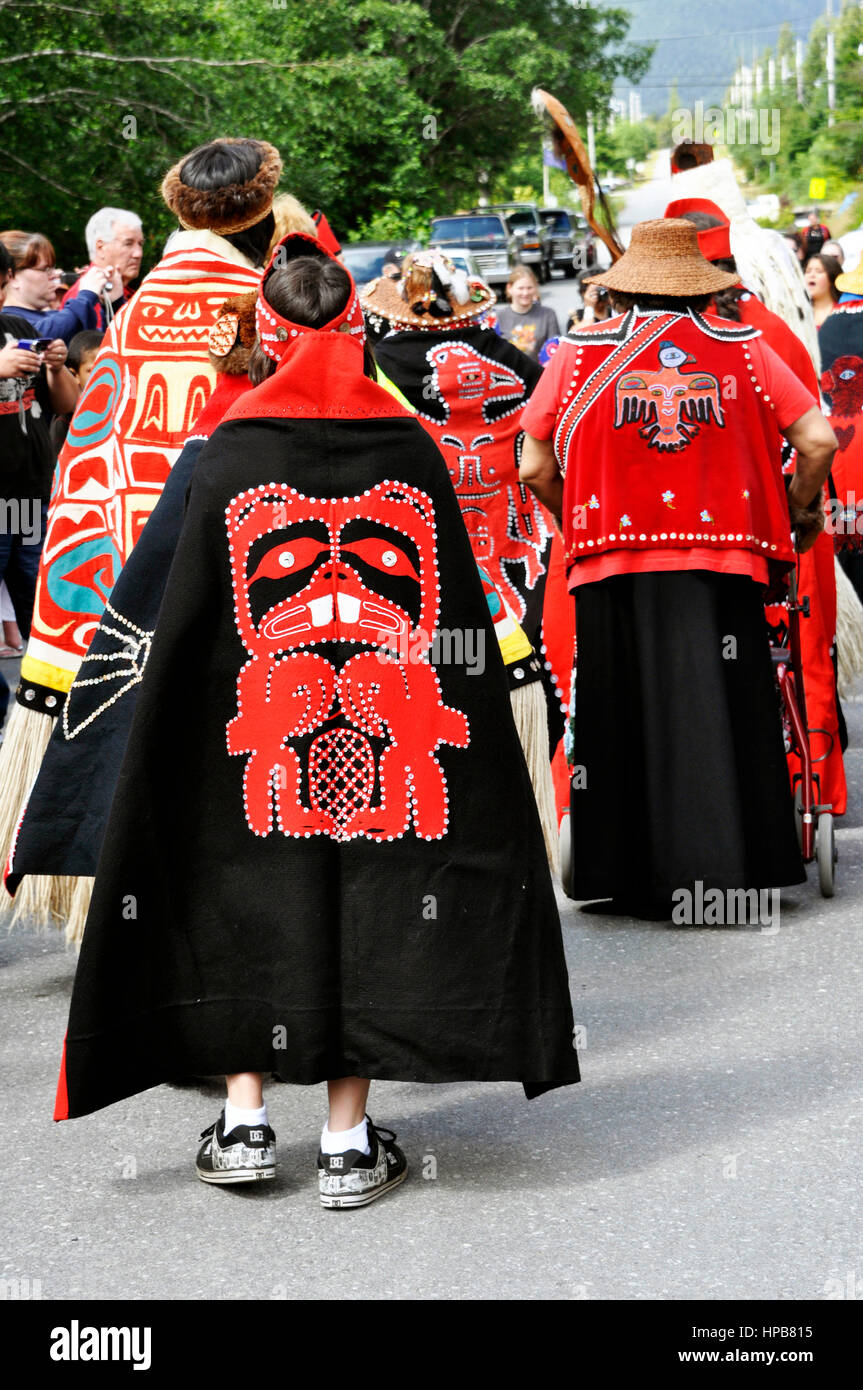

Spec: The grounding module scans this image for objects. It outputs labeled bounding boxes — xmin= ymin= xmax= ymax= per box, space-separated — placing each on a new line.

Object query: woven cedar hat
xmin=664 ymin=197 xmax=732 ymax=262
xmin=361 ymin=250 xmax=495 ymax=332
xmin=836 ymin=260 xmax=863 ymax=296
xmin=585 ymin=218 xmax=739 ymax=297
xmin=161 ymin=137 xmax=282 ymax=235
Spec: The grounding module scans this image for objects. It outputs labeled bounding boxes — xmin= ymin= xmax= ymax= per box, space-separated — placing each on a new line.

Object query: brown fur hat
xmin=161 ymin=138 xmax=282 ymax=234
xmin=207 ymin=291 xmax=258 ymax=374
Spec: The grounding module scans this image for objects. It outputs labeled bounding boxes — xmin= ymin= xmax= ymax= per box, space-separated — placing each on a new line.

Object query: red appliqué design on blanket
xmin=225 ymin=481 xmax=470 ymax=842
xmin=424 ymin=341 xmax=549 ymax=620
xmin=26 ymin=246 xmax=260 ymax=673
xmin=614 ymin=339 xmax=724 ymax=452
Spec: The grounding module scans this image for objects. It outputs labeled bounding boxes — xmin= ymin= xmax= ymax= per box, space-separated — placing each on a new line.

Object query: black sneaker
xmin=195 ymin=1111 xmax=276 ymax=1185
xmin=317 ymin=1116 xmax=407 ymax=1209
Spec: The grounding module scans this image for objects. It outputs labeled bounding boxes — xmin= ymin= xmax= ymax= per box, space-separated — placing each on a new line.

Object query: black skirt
xmin=569 ymin=570 xmax=805 ymax=903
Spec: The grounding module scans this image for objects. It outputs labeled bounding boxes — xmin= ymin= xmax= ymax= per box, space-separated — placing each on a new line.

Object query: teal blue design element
xmin=67 ymin=356 xmax=122 ymax=448
xmin=46 ymin=537 xmax=121 ymax=614
xmin=476 ymin=565 xmax=502 ymax=618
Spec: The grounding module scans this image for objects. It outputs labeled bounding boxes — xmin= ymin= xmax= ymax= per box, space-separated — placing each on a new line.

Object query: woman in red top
xmin=519 ymin=219 xmax=837 ymax=918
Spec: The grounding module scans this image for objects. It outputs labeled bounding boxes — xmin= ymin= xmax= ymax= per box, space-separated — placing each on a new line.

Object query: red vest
xmin=555 ymin=309 xmax=795 ymax=574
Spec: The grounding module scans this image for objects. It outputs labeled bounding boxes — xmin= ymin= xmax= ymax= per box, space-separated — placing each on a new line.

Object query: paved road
xmin=2 ymin=689 xmax=861 ymax=1301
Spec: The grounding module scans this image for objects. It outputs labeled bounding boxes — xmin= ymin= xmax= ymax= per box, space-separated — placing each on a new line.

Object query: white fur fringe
xmin=511 ymin=680 xmax=560 ymax=874
xmin=0 ymin=703 xmax=55 ymax=923
xmin=835 ymin=557 xmax=863 ymax=699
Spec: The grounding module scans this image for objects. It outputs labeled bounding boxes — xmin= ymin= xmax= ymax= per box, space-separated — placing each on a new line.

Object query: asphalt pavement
xmin=2 ymin=232 xmax=860 ymax=1301
xmin=2 ymin=679 xmax=861 ymax=1301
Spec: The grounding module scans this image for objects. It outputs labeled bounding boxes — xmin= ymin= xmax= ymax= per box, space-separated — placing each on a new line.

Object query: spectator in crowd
xmin=803 ymin=209 xmax=831 ymax=260
xmin=805 ymin=252 xmax=842 ymax=328
xmin=571 ymin=266 xmax=613 ymax=328
xmin=380 ymin=248 xmax=404 ymax=280
xmin=61 ymin=208 xmax=143 ymax=330
xmin=495 ymin=265 xmax=559 ymax=360
xmin=49 ymin=330 xmax=104 ymax=455
xmin=0 ymin=241 xmax=11 ymax=306
xmin=0 ymin=279 xmax=78 ymax=724
xmin=0 ymin=231 xmax=117 ymax=343
xmin=822 ymin=239 xmax=845 ymax=266
xmin=0 ymin=579 xmax=22 ymax=659
xmin=50 ymin=272 xmax=74 ymax=310
xmin=783 ymin=229 xmax=805 ymax=265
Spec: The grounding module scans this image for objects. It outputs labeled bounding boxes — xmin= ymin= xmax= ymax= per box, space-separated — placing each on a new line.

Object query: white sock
xmin=321 ymin=1116 xmax=370 ymax=1156
xmin=224 ymin=1099 xmax=268 ymax=1134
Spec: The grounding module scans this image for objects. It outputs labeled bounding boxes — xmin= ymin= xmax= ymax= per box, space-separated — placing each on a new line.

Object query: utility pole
xmin=587 ymin=110 xmax=596 ymax=171
xmin=796 ymin=37 xmax=804 ymax=102
xmin=542 ymin=138 xmax=550 ymax=205
xmin=826 ymin=0 xmax=836 ymax=126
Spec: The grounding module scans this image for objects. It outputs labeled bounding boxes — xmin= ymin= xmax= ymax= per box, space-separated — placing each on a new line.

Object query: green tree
xmin=0 ymin=0 xmax=651 ymax=263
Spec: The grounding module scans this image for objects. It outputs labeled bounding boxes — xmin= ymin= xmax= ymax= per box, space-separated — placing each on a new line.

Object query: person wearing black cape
xmin=55 ymin=233 xmax=580 ymax=1208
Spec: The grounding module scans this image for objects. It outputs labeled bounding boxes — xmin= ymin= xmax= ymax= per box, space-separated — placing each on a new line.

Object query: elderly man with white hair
xmin=61 ymin=206 xmax=144 ymax=329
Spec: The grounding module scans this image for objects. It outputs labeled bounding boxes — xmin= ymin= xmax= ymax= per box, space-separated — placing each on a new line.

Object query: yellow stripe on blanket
xmin=19 ymin=655 xmax=78 ymax=694
xmin=500 ymin=626 xmax=534 ymax=665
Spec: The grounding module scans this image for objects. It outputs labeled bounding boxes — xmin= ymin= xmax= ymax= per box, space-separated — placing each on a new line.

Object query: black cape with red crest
xmin=56 ymin=333 xmax=579 ymax=1119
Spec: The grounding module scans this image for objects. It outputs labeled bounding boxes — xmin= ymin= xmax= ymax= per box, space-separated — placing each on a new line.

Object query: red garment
xmin=820 ymin=303 xmax=863 ymax=507
xmin=312 ymin=211 xmax=342 ymax=257
xmin=61 ymin=266 xmax=132 ymax=332
xmin=522 ymin=310 xmax=814 ymax=585
xmin=735 ymin=291 xmax=846 ymax=815
xmin=737 ymin=291 xmax=819 ymax=395
xmin=224 ymin=331 xmax=407 ymax=425
xmin=540 ymin=532 xmax=576 ymax=819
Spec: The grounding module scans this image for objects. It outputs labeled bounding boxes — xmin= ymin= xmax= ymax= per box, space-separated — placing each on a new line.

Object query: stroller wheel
xmin=793 ymin=785 xmax=804 ymax=852
xmin=559 ymin=811 xmax=572 ymax=894
xmin=816 ymin=812 xmax=837 ymax=898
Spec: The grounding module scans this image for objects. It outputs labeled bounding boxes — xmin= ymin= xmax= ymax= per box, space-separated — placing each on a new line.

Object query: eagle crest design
xmin=614 ymin=340 xmax=724 ymax=451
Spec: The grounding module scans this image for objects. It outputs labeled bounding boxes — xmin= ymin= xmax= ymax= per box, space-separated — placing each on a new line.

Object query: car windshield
xmin=541 ymin=211 xmax=571 ymax=233
xmin=340 ymin=246 xmax=393 ymax=283
xmin=506 ymin=211 xmax=537 ymax=232
xmin=431 ymin=217 xmax=505 ymax=243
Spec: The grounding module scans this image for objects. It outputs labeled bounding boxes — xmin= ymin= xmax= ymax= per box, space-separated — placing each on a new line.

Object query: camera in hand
xmin=16 ymin=338 xmax=52 ymax=353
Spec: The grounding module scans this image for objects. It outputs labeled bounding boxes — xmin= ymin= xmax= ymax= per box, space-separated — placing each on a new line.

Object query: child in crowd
xmin=494 ymin=264 xmax=560 ymax=360
xmin=49 ymin=330 xmax=103 ymax=454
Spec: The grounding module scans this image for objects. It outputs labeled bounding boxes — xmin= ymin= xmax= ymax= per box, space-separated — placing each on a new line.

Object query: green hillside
xmin=603 ymin=0 xmax=829 ymax=114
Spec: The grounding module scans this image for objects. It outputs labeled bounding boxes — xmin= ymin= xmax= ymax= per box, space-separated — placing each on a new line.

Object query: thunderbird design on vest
xmin=224 ymin=480 xmax=470 ymax=843
xmin=614 ymin=339 xmax=724 ymax=451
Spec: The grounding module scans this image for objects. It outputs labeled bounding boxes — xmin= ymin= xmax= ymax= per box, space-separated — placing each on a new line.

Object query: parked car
xmin=746 ymin=194 xmax=781 ymax=222
xmin=439 ymin=246 xmax=488 ymax=283
xmin=340 ymin=239 xmax=421 ymax=289
xmin=428 ymin=213 xmax=516 ymax=286
xmin=538 ymin=207 xmax=597 ymax=277
xmin=480 ymin=202 xmax=552 ymax=281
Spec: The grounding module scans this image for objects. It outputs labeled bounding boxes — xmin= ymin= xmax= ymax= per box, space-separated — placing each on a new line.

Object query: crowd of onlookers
xmin=0 ymin=208 xmax=143 ymax=718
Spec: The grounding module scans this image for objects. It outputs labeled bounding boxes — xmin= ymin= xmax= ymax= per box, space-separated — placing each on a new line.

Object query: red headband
xmin=664 ymin=198 xmax=732 ymax=262
xmin=255 ymin=231 xmax=366 ymax=363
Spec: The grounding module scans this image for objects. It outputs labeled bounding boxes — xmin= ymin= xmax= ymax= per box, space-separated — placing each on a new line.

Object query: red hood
xmin=223 ymin=331 xmax=411 ymax=423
